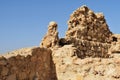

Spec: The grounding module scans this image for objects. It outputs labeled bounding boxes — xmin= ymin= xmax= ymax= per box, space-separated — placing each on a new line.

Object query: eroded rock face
xmin=40 ymin=21 xmax=59 ymax=48
xmin=66 ymin=5 xmax=112 ymax=43
xmin=0 ymin=47 xmax=57 ymax=80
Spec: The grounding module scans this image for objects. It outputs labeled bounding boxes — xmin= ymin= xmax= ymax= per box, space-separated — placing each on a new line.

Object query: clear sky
xmin=0 ymin=0 xmax=120 ymax=54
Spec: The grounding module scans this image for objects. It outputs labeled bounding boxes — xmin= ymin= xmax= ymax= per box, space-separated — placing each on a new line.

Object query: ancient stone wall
xmin=65 ymin=38 xmax=111 ymax=58
xmin=109 ymin=34 xmax=120 ymax=53
xmin=52 ymin=46 xmax=120 ymax=80
xmin=0 ymin=5 xmax=119 ymax=80
xmin=0 ymin=47 xmax=57 ymax=80
xmin=64 ymin=6 xmax=113 ymax=58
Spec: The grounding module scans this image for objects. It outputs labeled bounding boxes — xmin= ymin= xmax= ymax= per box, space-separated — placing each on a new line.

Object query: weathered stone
xmin=1 ymin=67 xmax=9 ymax=76
xmin=40 ymin=21 xmax=59 ymax=48
xmin=109 ymin=34 xmax=120 ymax=54
xmin=110 ymin=42 xmax=120 ymax=53
xmin=6 ymin=74 xmax=16 ymax=80
xmin=50 ymin=5 xmax=120 ymax=80
xmin=0 ymin=57 xmax=7 ymax=65
xmin=1 ymin=5 xmax=120 ymax=80
xmin=0 ymin=47 xmax=56 ymax=80
xmin=66 ymin=5 xmax=112 ymax=43
xmin=63 ymin=5 xmax=113 ymax=58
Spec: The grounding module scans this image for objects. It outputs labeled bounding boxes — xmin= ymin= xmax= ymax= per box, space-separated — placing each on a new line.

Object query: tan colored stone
xmin=18 ymin=72 xmax=27 ymax=80
xmin=1 ymin=5 xmax=120 ymax=80
xmin=0 ymin=47 xmax=54 ymax=80
xmin=76 ymin=74 xmax=84 ymax=80
xmin=6 ymin=74 xmax=16 ymax=80
xmin=1 ymin=67 xmax=9 ymax=76
xmin=66 ymin=5 xmax=112 ymax=43
xmin=0 ymin=58 xmax=7 ymax=65
xmin=110 ymin=42 xmax=120 ymax=53
xmin=40 ymin=21 xmax=59 ymax=48
xmin=109 ymin=34 xmax=120 ymax=54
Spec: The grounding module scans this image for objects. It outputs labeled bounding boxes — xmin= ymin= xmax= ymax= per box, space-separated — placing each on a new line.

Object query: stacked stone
xmin=0 ymin=48 xmax=56 ymax=80
xmin=109 ymin=34 xmax=120 ymax=53
xmin=65 ymin=5 xmax=112 ymax=58
xmin=66 ymin=5 xmax=112 ymax=43
xmin=66 ymin=38 xmax=111 ymax=58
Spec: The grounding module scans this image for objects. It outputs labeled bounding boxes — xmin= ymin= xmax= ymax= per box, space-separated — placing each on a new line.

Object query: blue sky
xmin=0 ymin=0 xmax=120 ymax=53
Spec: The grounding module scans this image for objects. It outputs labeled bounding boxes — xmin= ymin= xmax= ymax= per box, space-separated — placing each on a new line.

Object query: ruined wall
xmin=110 ymin=34 xmax=120 ymax=53
xmin=65 ymin=38 xmax=111 ymax=58
xmin=0 ymin=5 xmax=119 ymax=80
xmin=0 ymin=47 xmax=57 ymax=80
xmin=66 ymin=5 xmax=112 ymax=43
xmin=63 ymin=5 xmax=113 ymax=58
xmin=52 ymin=46 xmax=120 ymax=80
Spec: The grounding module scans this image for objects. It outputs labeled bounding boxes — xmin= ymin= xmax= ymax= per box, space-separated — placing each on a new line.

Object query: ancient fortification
xmin=0 ymin=5 xmax=120 ymax=80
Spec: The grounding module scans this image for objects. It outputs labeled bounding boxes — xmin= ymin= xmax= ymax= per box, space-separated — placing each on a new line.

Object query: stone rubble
xmin=66 ymin=5 xmax=112 ymax=43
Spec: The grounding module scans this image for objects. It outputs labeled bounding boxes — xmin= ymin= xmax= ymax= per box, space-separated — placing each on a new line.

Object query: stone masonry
xmin=64 ymin=5 xmax=112 ymax=58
